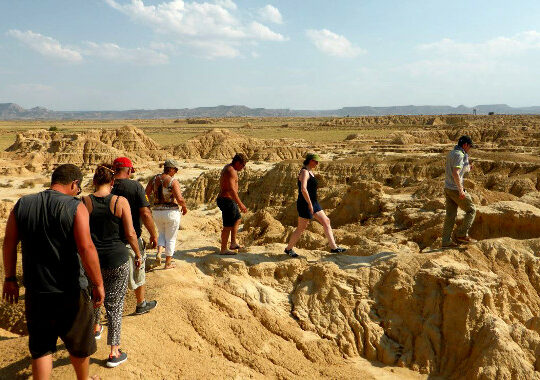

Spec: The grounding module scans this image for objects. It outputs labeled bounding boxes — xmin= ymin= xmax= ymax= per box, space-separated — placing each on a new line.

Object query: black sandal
xmin=284 ymin=248 xmax=299 ymax=258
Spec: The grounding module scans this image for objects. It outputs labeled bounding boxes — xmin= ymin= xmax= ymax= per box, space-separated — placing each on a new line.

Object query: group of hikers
xmin=1 ymin=135 xmax=477 ymax=379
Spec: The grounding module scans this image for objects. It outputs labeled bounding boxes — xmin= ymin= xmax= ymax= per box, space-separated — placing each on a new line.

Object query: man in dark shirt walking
xmin=112 ymin=157 xmax=158 ymax=315
xmin=2 ymin=164 xmax=104 ymax=380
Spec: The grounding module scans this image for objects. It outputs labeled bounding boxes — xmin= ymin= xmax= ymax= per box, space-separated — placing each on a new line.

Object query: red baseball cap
xmin=113 ymin=157 xmax=135 ymax=172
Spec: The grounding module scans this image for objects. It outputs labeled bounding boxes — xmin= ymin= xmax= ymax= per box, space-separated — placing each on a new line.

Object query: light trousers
xmin=153 ymin=208 xmax=181 ymax=257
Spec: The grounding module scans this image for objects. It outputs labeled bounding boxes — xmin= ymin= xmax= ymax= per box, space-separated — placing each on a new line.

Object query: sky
xmin=1 ymin=0 xmax=540 ymax=110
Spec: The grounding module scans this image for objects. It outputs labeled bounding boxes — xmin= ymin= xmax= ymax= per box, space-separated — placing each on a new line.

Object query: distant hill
xmin=1 ymin=102 xmax=540 ymax=120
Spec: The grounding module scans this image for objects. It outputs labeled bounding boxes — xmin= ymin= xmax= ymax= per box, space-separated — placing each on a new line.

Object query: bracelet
xmin=4 ymin=276 xmax=17 ymax=282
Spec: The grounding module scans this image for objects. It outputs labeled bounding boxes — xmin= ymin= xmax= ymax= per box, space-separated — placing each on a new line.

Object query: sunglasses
xmin=74 ymin=180 xmax=82 ymax=195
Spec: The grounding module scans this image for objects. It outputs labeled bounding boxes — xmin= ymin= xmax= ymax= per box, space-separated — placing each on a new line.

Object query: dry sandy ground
xmin=0 ymin=210 xmax=425 ymax=380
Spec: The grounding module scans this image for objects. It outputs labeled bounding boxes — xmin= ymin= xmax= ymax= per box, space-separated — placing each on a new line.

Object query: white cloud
xmin=258 ymin=5 xmax=282 ymax=24
xmin=306 ymin=29 xmax=365 ymax=58
xmin=105 ymin=0 xmax=287 ymax=58
xmin=82 ymin=42 xmax=169 ymax=65
xmin=149 ymin=41 xmax=177 ymax=52
xmin=7 ymin=29 xmax=83 ymax=62
xmin=8 ymin=29 xmax=169 ymax=65
xmin=189 ymin=41 xmax=240 ymax=58
xmin=214 ymin=0 xmax=236 ymax=10
xmin=405 ymin=31 xmax=540 ymax=78
xmin=248 ymin=22 xmax=286 ymax=41
xmin=418 ymin=31 xmax=540 ymax=60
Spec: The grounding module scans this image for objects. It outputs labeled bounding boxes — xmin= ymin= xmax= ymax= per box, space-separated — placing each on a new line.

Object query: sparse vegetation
xmin=19 ymin=179 xmax=36 ymax=189
xmin=185 ymin=198 xmax=199 ymax=209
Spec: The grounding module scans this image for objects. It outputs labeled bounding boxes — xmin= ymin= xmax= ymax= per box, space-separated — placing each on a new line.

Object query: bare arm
xmin=2 ymin=209 xmax=19 ymax=304
xmin=140 ymin=206 xmax=157 ymax=248
xmin=171 ymin=180 xmax=188 ymax=215
xmin=299 ymin=170 xmax=313 ymax=212
xmin=226 ymin=167 xmax=247 ymax=212
xmin=73 ymin=203 xmax=104 ymax=308
xmin=118 ymin=197 xmax=142 ymax=266
xmin=145 ymin=179 xmax=153 ymax=202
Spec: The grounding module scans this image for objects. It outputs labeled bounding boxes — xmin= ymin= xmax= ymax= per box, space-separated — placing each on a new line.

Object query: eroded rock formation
xmin=170 ymin=128 xmax=308 ymax=161
xmin=5 ymin=125 xmax=167 ymax=170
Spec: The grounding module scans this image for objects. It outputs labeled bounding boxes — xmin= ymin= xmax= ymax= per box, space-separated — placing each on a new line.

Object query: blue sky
xmin=1 ymin=0 xmax=540 ymax=110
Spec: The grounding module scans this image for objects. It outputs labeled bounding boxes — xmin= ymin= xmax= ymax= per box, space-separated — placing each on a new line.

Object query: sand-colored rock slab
xmin=470 ymin=201 xmax=540 ymax=239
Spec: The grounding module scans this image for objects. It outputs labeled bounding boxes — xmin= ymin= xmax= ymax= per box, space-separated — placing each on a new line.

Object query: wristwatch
xmin=4 ymin=276 xmax=17 ymax=282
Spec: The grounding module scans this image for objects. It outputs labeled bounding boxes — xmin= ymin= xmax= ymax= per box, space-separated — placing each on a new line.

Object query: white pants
xmin=153 ymin=209 xmax=181 ymax=257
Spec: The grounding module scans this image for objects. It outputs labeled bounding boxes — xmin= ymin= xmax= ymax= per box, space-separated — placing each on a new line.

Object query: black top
xmin=297 ymin=168 xmax=318 ymax=203
xmin=14 ymin=189 xmax=88 ymax=294
xmin=112 ymin=178 xmax=149 ymax=242
xmin=88 ymin=194 xmax=129 ymax=270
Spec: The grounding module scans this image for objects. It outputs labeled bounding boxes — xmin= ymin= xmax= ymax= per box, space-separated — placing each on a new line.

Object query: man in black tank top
xmin=2 ymin=164 xmax=104 ymax=380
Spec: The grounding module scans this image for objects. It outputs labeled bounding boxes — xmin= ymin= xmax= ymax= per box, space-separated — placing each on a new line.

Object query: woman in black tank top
xmin=82 ymin=164 xmax=143 ymax=367
xmin=284 ymin=153 xmax=346 ymax=258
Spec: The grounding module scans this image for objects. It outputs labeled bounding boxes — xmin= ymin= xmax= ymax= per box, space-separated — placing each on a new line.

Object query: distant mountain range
xmin=2 ymin=102 xmax=540 ymax=120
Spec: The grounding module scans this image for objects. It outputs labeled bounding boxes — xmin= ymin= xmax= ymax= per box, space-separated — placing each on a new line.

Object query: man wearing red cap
xmin=112 ymin=157 xmax=158 ymax=315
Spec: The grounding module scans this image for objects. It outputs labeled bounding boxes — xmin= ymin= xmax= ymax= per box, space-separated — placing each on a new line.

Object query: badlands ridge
xmin=0 ymin=115 xmax=539 ymax=379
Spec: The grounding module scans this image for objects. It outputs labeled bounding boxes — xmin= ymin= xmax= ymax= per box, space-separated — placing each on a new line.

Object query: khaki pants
xmin=127 ymin=237 xmax=146 ymax=291
xmin=442 ymin=188 xmax=476 ymax=244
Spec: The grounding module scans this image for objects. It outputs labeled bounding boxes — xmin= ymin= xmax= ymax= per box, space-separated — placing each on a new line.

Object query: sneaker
xmin=284 ymin=248 xmax=299 ymax=258
xmin=94 ymin=325 xmax=103 ymax=340
xmin=135 ymin=300 xmax=157 ymax=315
xmin=455 ymin=236 xmax=477 ymax=244
xmin=106 ymin=350 xmax=127 ymax=368
xmin=330 ymin=247 xmax=346 ymax=253
xmin=441 ymin=241 xmax=459 ymax=249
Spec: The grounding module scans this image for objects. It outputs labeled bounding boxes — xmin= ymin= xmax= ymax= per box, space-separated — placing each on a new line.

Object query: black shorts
xmin=297 ymin=199 xmax=322 ymax=220
xmin=217 ymin=197 xmax=241 ymax=227
xmin=25 ymin=289 xmax=97 ymax=359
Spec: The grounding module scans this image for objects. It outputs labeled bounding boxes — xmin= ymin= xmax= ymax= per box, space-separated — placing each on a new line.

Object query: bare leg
xmin=230 ymin=218 xmax=241 ymax=248
xmin=286 ymin=217 xmax=309 ymax=250
xmin=314 ymin=211 xmax=337 ymax=249
xmin=69 ymin=355 xmax=89 ymax=380
xmin=110 ymin=344 xmax=120 ymax=357
xmin=32 ymin=355 xmax=53 ymax=380
xmin=164 ymin=256 xmax=176 ymax=269
xmin=134 ymin=285 xmax=145 ymax=304
xmin=221 ymin=227 xmax=232 ymax=253
xmin=156 ymin=246 xmax=164 ymax=264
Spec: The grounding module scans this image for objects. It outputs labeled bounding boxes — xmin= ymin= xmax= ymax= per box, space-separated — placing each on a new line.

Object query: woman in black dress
xmin=284 ymin=153 xmax=346 ymax=257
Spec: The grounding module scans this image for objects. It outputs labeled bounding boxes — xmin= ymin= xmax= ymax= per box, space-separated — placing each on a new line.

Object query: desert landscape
xmin=0 ymin=115 xmax=539 ymax=379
